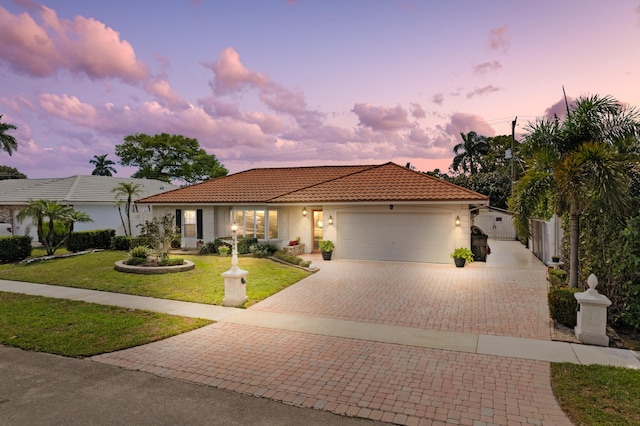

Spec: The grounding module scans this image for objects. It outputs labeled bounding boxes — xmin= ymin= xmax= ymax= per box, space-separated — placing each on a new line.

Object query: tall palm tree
xmin=112 ymin=182 xmax=144 ymax=236
xmin=451 ymin=131 xmax=490 ymax=174
xmin=16 ymin=200 xmax=92 ymax=255
xmin=0 ymin=115 xmax=18 ymax=156
xmin=510 ymin=94 xmax=640 ymax=287
xmin=89 ymin=154 xmax=117 ymax=176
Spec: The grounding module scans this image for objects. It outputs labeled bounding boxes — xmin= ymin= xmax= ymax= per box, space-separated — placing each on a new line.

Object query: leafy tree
xmin=16 ymin=200 xmax=93 ymax=255
xmin=112 ymin=182 xmax=144 ymax=236
xmin=450 ymin=131 xmax=490 ymax=175
xmin=89 ymin=154 xmax=117 ymax=176
xmin=0 ymin=115 xmax=18 ymax=156
xmin=510 ymin=94 xmax=640 ymax=287
xmin=0 ymin=165 xmax=26 ymax=180
xmin=139 ymin=212 xmax=179 ymax=260
xmin=115 ymin=133 xmax=228 ymax=184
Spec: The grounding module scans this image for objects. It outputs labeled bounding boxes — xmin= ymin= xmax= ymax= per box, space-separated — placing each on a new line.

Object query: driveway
xmin=95 ymin=240 xmax=572 ymax=425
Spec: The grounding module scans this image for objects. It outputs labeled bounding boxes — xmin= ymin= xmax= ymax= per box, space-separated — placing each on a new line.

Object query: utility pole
xmin=511 ymin=116 xmax=517 ymax=196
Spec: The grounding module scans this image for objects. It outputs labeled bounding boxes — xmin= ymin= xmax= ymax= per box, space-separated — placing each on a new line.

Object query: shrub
xmin=130 ymin=245 xmax=150 ymax=258
xmin=199 ymin=241 xmax=218 ymax=255
xmin=250 ymin=243 xmax=279 ymax=258
xmin=67 ymin=229 xmax=115 ymax=252
xmin=237 ymin=237 xmax=257 ymax=254
xmin=548 ymin=286 xmax=581 ymax=328
xmin=0 ymin=236 xmax=32 ymax=263
xmin=159 ymin=258 xmax=184 ymax=266
xmin=124 ymin=256 xmax=146 ymax=266
xmin=273 ymin=250 xmax=304 ymax=266
xmin=111 ymin=236 xmax=149 ymax=251
xmin=138 ymin=213 xmax=178 ymax=260
xmin=548 ymin=268 xmax=568 ymax=288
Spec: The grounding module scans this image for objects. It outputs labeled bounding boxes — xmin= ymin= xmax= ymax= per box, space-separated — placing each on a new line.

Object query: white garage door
xmin=337 ymin=212 xmax=453 ymax=263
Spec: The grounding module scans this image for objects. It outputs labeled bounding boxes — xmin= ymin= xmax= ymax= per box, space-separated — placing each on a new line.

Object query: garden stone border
xmin=114 ymin=260 xmax=195 ymax=275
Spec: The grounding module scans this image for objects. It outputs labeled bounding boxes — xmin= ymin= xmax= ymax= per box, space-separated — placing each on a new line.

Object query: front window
xmin=233 ymin=209 xmax=278 ymax=239
xmin=184 ymin=210 xmax=196 ymax=238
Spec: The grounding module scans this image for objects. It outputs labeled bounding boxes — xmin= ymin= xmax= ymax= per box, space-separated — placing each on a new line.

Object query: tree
xmin=510 ymin=94 xmax=640 ymax=287
xmin=115 ymin=133 xmax=228 ymax=184
xmin=450 ymin=131 xmax=490 ymax=175
xmin=89 ymin=154 xmax=117 ymax=176
xmin=0 ymin=115 xmax=18 ymax=156
xmin=112 ymin=182 xmax=144 ymax=236
xmin=0 ymin=165 xmax=26 ymax=180
xmin=16 ymin=200 xmax=93 ymax=255
xmin=139 ymin=212 xmax=179 ymax=260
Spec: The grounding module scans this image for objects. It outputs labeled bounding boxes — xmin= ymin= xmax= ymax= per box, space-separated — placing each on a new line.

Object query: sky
xmin=1 ymin=0 xmax=640 ymax=179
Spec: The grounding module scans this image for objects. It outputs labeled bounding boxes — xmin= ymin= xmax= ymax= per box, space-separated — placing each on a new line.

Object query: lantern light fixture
xmin=455 ymin=216 xmax=461 ymax=227
xmin=302 ymin=207 xmax=307 ymax=217
xmin=328 ymin=215 xmax=334 ymax=225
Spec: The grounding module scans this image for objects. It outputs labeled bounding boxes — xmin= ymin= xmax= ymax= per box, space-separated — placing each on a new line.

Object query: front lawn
xmin=0 ymin=250 xmax=311 ymax=306
xmin=0 ymin=292 xmax=212 ymax=357
xmin=551 ymin=363 xmax=640 ymax=425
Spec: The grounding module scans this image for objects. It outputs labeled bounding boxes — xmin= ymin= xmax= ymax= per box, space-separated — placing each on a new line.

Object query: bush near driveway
xmin=0 ymin=250 xmax=310 ymax=306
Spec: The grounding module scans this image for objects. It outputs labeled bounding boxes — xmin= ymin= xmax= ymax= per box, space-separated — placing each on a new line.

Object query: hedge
xmin=111 ymin=235 xmax=150 ymax=251
xmin=0 ymin=236 xmax=32 ymax=263
xmin=548 ymin=286 xmax=581 ymax=328
xmin=66 ymin=229 xmax=115 ymax=252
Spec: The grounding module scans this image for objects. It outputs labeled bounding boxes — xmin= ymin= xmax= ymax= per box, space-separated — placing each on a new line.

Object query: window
xmin=184 ymin=210 xmax=196 ymax=238
xmin=232 ymin=209 xmax=278 ymax=239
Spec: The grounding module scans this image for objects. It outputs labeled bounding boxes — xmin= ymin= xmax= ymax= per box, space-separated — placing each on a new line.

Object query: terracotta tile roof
xmin=138 ymin=162 xmax=488 ymax=204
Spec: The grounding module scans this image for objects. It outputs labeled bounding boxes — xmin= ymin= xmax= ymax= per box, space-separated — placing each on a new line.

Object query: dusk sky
xmin=1 ymin=0 xmax=639 ymax=179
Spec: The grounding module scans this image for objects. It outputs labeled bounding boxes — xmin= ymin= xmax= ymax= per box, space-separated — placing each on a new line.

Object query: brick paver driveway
xmin=95 ymin=240 xmax=571 ymax=425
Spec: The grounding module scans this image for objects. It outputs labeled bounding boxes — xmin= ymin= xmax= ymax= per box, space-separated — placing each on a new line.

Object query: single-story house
xmin=138 ymin=162 xmax=489 ymax=264
xmin=0 ymin=176 xmax=178 ymax=239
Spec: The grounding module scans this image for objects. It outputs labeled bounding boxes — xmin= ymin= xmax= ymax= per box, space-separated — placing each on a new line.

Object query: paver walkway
xmin=3 ymin=240 xmax=639 ymax=425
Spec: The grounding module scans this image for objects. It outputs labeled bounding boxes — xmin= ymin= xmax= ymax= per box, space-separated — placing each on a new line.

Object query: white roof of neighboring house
xmin=0 ymin=176 xmax=179 ymax=205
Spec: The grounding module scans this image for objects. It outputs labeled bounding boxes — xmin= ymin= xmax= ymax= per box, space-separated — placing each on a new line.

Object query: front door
xmin=312 ymin=210 xmax=323 ymax=252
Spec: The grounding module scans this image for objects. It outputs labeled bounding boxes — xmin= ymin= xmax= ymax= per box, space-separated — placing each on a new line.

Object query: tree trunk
xmin=569 ymin=213 xmax=580 ymax=288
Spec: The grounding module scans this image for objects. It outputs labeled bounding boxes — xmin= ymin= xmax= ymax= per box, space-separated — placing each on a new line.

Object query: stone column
xmin=574 ymin=274 xmax=611 ymax=347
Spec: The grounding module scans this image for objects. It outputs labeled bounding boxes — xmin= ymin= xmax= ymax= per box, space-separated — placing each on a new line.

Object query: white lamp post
xmin=222 ymin=221 xmax=248 ymax=306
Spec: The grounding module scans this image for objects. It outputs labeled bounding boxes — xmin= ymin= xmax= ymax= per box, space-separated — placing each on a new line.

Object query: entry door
xmin=312 ymin=210 xmax=323 ymax=252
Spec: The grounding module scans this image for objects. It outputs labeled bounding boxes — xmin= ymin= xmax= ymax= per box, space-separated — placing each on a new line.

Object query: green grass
xmin=0 ymin=250 xmax=310 ymax=306
xmin=551 ymin=363 xmax=640 ymax=425
xmin=0 ymin=292 xmax=212 ymax=357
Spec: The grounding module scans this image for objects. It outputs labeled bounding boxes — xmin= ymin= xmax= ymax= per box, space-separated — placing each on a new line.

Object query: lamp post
xmin=222 ymin=221 xmax=248 ymax=306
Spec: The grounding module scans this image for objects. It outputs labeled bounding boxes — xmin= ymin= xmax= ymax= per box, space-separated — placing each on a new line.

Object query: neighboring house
xmin=471 ymin=206 xmax=517 ymax=240
xmin=138 ymin=162 xmax=489 ymax=264
xmin=0 ymin=176 xmax=178 ymax=239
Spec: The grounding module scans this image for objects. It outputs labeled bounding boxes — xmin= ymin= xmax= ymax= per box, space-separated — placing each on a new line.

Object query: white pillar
xmin=574 ymin=274 xmax=611 ymax=347
xmin=222 ymin=226 xmax=248 ymax=307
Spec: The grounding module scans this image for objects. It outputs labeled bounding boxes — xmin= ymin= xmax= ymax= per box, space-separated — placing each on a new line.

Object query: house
xmin=138 ymin=162 xmax=489 ymax=264
xmin=0 ymin=176 xmax=178 ymax=239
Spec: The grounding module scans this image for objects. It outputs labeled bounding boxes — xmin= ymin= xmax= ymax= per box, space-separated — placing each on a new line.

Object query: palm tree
xmin=510 ymin=94 xmax=640 ymax=287
xmin=451 ymin=131 xmax=490 ymax=174
xmin=0 ymin=115 xmax=18 ymax=156
xmin=112 ymin=182 xmax=144 ymax=236
xmin=16 ymin=200 xmax=92 ymax=255
xmin=89 ymin=154 xmax=117 ymax=176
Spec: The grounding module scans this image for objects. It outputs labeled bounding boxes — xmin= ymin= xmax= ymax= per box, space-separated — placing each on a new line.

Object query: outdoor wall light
xmin=328 ymin=215 xmax=334 ymax=225
xmin=302 ymin=207 xmax=307 ymax=217
xmin=455 ymin=216 xmax=461 ymax=227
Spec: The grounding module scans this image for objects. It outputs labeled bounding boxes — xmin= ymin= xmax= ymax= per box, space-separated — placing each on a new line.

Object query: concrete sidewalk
xmin=1 ymin=279 xmax=638 ymax=369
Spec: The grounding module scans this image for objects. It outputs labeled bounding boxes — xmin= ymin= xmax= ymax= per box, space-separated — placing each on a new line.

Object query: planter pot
xmin=454 ymin=257 xmax=466 ymax=268
xmin=321 ymin=250 xmax=333 ymax=261
xmin=219 ymin=252 xmax=229 ymax=257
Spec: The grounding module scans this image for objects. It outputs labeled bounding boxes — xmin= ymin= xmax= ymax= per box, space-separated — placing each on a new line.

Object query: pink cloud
xmin=39 ymin=94 xmax=98 ymax=126
xmin=473 ymin=60 xmax=502 ymax=75
xmin=209 ymin=47 xmax=269 ymax=95
xmin=432 ymin=93 xmax=444 ymax=105
xmin=443 ymin=112 xmax=496 ymax=139
xmin=543 ymin=97 xmax=575 ymax=120
xmin=144 ymin=78 xmax=189 ymax=109
xmin=410 ymin=103 xmax=426 ymax=119
xmin=466 ymin=85 xmax=501 ymax=99
xmin=0 ymin=5 xmax=149 ymax=83
xmin=489 ymin=25 xmax=509 ymax=52
xmin=352 ymin=103 xmax=412 ymax=131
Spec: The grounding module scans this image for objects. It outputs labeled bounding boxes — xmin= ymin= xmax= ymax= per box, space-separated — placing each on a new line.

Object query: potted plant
xmin=218 ymin=246 xmax=230 ymax=257
xmin=450 ymin=247 xmax=474 ymax=268
xmin=319 ymin=240 xmax=334 ymax=261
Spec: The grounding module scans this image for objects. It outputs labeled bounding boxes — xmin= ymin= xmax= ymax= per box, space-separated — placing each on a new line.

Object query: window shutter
xmin=176 ymin=209 xmax=182 ymax=231
xmin=196 ymin=209 xmax=203 ymax=239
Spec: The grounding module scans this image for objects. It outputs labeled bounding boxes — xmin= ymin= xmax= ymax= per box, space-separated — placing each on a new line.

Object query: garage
xmin=337 ymin=212 xmax=454 ymax=263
